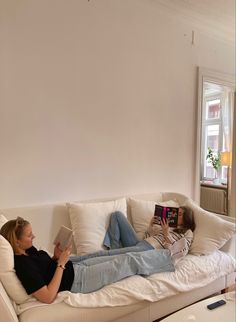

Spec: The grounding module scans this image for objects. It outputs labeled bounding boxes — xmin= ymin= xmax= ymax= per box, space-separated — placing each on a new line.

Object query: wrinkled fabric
xmin=15 ymin=250 xmax=235 ymax=314
xmin=71 ymin=249 xmax=174 ymax=293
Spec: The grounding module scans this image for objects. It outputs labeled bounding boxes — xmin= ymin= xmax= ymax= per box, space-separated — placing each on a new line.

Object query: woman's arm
xmin=160 ymin=219 xmax=174 ymax=245
xmin=32 ymin=266 xmax=64 ymax=303
xmin=32 ymin=247 xmax=71 ymax=304
xmin=162 ymin=229 xmax=193 ymax=259
xmin=168 ymin=231 xmax=193 ymax=260
xmin=51 ymin=242 xmax=62 ymax=260
xmin=182 ymin=229 xmax=194 ymax=250
xmin=146 ymin=217 xmax=161 ymax=237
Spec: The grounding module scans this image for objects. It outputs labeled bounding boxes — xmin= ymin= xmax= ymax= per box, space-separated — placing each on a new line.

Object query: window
xmin=201 ymin=82 xmax=232 ymax=183
xmin=196 ymin=67 xmax=235 ymax=216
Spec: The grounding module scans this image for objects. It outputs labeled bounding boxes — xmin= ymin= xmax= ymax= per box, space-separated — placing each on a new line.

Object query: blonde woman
xmin=0 ymin=217 xmax=174 ymax=303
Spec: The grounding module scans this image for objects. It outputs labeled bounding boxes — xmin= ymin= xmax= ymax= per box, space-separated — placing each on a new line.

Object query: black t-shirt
xmin=14 ymin=246 xmax=74 ymax=295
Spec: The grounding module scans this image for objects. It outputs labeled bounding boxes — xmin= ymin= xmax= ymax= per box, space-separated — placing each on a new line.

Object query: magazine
xmin=53 ymin=225 xmax=73 ymax=250
xmin=154 ymin=205 xmax=179 ymax=227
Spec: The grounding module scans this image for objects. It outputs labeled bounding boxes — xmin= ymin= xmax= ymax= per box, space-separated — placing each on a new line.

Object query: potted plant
xmin=206 ymin=147 xmax=221 ymax=182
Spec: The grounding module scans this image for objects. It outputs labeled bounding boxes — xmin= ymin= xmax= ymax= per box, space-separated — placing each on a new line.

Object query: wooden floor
xmin=154 ymin=284 xmax=236 ymax=322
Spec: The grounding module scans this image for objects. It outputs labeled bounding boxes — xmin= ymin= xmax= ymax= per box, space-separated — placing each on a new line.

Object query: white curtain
xmin=229 ymin=93 xmax=236 ymax=217
xmin=221 ymin=88 xmax=234 ymax=151
xmin=221 ymin=88 xmax=235 ymax=215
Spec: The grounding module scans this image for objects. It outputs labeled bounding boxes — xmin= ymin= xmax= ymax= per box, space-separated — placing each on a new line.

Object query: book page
xmin=53 ymin=225 xmax=73 ymax=250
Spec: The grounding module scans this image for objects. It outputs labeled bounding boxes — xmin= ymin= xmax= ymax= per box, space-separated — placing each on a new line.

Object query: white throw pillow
xmin=128 ymin=198 xmax=179 ymax=239
xmin=67 ymin=198 xmax=127 ymax=255
xmin=185 ymin=200 xmax=236 ymax=255
xmin=0 ymin=214 xmax=30 ymax=304
xmin=0 ymin=214 xmax=7 ymax=228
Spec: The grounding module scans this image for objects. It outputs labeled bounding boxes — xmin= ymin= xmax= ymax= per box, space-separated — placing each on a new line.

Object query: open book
xmin=154 ymin=205 xmax=179 ymax=228
xmin=53 ymin=225 xmax=73 ymax=250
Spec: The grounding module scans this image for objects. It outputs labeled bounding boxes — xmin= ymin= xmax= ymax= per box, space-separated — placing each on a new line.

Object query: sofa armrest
xmin=216 ymin=214 xmax=236 ymax=259
xmin=219 ymin=233 xmax=236 ymax=258
xmin=0 ymin=282 xmax=18 ymax=322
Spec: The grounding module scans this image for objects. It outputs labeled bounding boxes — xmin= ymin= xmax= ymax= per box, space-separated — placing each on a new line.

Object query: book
xmin=154 ymin=205 xmax=179 ymax=228
xmin=53 ymin=225 xmax=73 ymax=250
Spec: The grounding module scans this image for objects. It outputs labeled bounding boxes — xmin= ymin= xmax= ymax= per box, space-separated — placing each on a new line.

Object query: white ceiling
xmin=154 ymin=0 xmax=235 ymax=45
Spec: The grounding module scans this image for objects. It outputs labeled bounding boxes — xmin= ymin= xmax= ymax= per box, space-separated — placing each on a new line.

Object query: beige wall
xmin=0 ymin=0 xmax=235 ymax=207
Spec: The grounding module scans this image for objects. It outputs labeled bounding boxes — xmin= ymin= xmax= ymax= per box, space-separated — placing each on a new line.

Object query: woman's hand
xmin=146 ymin=216 xmax=161 ymax=237
xmin=160 ymin=219 xmax=170 ymax=236
xmin=58 ymin=246 xmax=71 ymax=267
xmin=150 ymin=216 xmax=159 ymax=226
xmin=53 ymin=242 xmax=62 ymax=260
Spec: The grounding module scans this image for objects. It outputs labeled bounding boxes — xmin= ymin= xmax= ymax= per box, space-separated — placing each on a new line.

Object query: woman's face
xmin=177 ymin=208 xmax=184 ymax=226
xmin=17 ymin=224 xmax=35 ymax=252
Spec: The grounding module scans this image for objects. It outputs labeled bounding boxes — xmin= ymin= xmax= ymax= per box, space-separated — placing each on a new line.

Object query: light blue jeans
xmin=103 ymin=211 xmax=146 ymax=249
xmin=70 ymin=211 xmax=153 ymax=264
xmin=70 ymin=212 xmax=174 ymax=294
xmin=70 ymin=249 xmax=174 ymax=294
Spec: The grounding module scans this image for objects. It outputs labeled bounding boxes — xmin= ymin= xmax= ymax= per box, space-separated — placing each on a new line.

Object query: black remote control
xmin=207 ymin=299 xmax=226 ymax=310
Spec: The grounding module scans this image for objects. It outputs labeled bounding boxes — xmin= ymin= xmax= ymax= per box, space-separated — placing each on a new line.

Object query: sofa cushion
xmin=0 ymin=214 xmax=31 ymax=304
xmin=0 ymin=282 xmax=18 ymax=322
xmin=128 ymin=198 xmax=179 ymax=239
xmin=67 ymin=198 xmax=127 ymax=255
xmin=0 ymin=214 xmax=7 ymax=228
xmin=185 ymin=200 xmax=236 ymax=255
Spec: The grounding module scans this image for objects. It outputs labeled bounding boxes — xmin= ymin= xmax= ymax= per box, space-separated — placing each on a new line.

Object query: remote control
xmin=207 ymin=299 xmax=226 ymax=310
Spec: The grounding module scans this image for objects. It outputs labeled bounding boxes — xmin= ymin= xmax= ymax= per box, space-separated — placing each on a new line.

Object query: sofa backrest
xmin=1 ymin=192 xmax=234 ymax=255
xmin=0 ymin=192 xmax=164 ymax=253
xmin=1 ymin=204 xmax=72 ymax=253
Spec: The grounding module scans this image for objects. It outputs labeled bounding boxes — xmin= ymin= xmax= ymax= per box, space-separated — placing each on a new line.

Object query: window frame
xmin=201 ymin=92 xmax=224 ymax=181
xmin=195 ymin=67 xmax=235 ymax=204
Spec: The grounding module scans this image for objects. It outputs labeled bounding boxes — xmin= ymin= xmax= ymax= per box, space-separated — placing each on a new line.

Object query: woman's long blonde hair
xmin=0 ymin=217 xmax=29 ymax=253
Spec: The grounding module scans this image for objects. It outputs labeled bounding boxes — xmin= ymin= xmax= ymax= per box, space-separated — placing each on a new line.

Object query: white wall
xmin=0 ymin=0 xmax=235 ymax=208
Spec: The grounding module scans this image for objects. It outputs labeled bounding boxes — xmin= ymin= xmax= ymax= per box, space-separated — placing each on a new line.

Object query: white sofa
xmin=0 ymin=192 xmax=235 ymax=322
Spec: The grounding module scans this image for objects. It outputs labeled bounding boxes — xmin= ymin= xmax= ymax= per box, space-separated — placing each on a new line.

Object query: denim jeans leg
xmin=71 ymin=253 xmax=137 ymax=294
xmin=103 ymin=211 xmax=140 ymax=249
xmin=129 ymin=249 xmax=175 ymax=276
xmin=70 ymin=249 xmax=111 ymax=264
xmin=70 ymin=240 xmax=154 ymax=265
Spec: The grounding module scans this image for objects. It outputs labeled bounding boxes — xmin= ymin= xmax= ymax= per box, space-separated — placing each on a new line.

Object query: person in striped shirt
xmin=72 ymin=206 xmax=196 ymax=263
xmin=143 ymin=207 xmax=195 ymax=260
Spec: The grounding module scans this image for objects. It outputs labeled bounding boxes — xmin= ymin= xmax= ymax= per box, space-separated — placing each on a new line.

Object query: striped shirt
xmin=144 ymin=224 xmax=193 ymax=256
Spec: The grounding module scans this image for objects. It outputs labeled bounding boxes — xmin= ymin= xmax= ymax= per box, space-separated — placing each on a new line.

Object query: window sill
xmin=200 ymin=181 xmax=227 ymax=190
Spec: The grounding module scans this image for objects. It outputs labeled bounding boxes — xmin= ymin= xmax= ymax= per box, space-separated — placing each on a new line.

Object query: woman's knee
xmin=110 ymin=211 xmax=126 ymax=220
